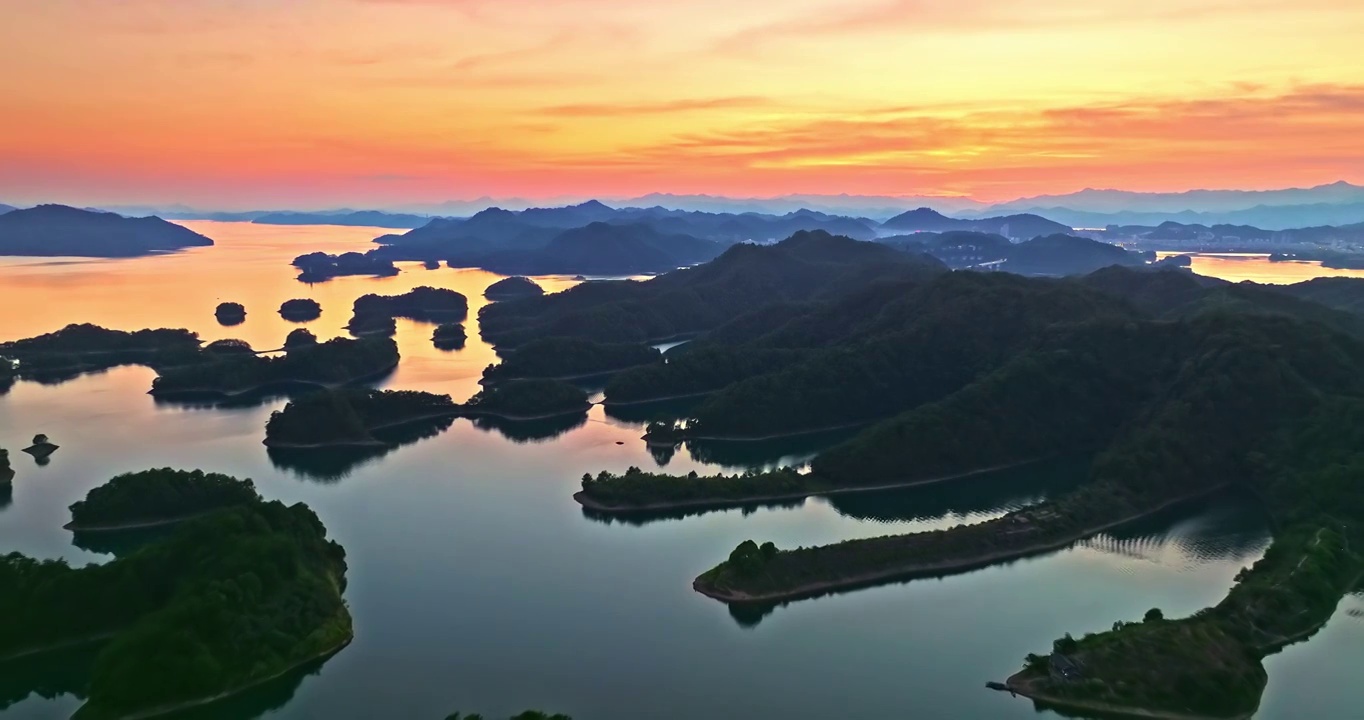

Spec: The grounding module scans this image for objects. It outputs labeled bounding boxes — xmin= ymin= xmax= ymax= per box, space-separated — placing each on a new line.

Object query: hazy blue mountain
xmin=0 ymin=205 xmax=214 ymax=257
xmin=1002 ymin=234 xmax=1144 ymax=276
xmin=979 ymin=181 xmax=1364 ymax=216
xmin=1024 ymin=201 xmax=1364 ymax=230
xmin=0 ymin=203 xmax=16 ymax=215
xmin=468 ymin=222 xmax=723 ymax=275
xmin=881 ymin=207 xmax=1071 ymax=239
xmin=252 ymin=211 xmax=434 ymax=229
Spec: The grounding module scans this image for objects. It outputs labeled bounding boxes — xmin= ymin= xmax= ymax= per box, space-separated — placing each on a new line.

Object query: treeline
xmin=67 ymin=468 xmax=262 ymax=529
xmin=580 ymin=467 xmax=812 ymax=509
xmin=478 ymin=231 xmax=945 ymax=348
xmin=0 ymin=500 xmax=351 ymax=719
xmin=265 ymin=389 xmax=459 ymax=447
xmin=604 ymin=346 xmax=805 ymax=404
xmin=0 ymin=324 xmax=202 ymax=382
xmin=484 ymin=338 xmax=659 ymax=385
xmin=151 ymin=337 xmax=398 ymax=397
xmin=464 ymin=379 xmax=590 ymax=419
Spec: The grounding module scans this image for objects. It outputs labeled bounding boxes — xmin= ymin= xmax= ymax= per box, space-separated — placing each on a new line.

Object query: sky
xmin=2 ymin=0 xmax=1363 ymax=209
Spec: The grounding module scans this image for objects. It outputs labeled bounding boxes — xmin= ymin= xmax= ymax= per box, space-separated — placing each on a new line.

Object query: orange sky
xmin=2 ymin=0 xmax=1363 ymax=208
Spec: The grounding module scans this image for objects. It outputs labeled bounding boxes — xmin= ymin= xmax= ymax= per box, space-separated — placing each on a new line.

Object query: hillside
xmin=468 ymin=222 xmax=723 ymax=275
xmin=0 ymin=205 xmax=214 ymax=257
xmin=881 ymin=208 xmax=1070 ymax=239
xmin=477 ymin=230 xmax=947 ymax=348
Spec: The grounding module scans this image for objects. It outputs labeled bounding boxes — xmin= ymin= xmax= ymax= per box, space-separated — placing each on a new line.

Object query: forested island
xmin=150 ymin=336 xmax=398 ymax=398
xmin=65 ymin=468 xmax=263 ymax=531
xmin=279 ymin=298 xmax=322 ymax=322
xmin=0 ymin=324 xmax=203 ymax=383
xmin=284 ymin=328 xmax=317 ymax=350
xmin=482 ymin=338 xmax=659 ymax=385
xmin=483 ymin=276 xmax=544 ymax=300
xmin=463 ymin=379 xmax=591 ymax=421
xmin=214 ymin=302 xmax=246 ymax=325
xmin=0 ymin=498 xmax=351 ymax=719
xmin=264 ymin=389 xmax=461 ymax=448
xmin=432 ymin=323 xmax=466 ymax=350
xmin=0 ymin=205 xmax=214 ymax=257
xmin=346 ymin=287 xmax=468 ymax=337
xmin=292 ymin=250 xmax=399 ymax=282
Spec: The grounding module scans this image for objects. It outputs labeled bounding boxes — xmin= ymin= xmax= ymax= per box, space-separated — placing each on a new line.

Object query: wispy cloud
xmin=540 ymin=96 xmax=774 ymax=117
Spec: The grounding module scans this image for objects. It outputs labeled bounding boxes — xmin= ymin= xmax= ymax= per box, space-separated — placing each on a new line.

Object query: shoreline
xmin=148 ymin=358 xmax=400 ymax=400
xmin=100 ymin=622 xmax=354 ymax=720
xmin=0 ymin=632 xmax=117 ymax=664
xmin=601 ymin=389 xmax=717 ymax=407
xmin=657 ymin=420 xmax=869 ymax=444
xmin=480 ymin=361 xmax=658 ymax=387
xmin=693 ymin=486 xmax=1228 ymax=605
xmin=262 ymin=408 xmax=462 ymax=449
xmin=574 ymin=459 xmax=1046 ymax=514
xmin=64 ymin=510 xmax=222 ymax=533
xmin=460 ymin=403 xmax=591 ymax=422
xmin=1000 ymin=672 xmax=1254 ymax=720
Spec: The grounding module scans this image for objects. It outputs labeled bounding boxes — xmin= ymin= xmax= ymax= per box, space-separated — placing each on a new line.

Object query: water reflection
xmin=0 ymin=483 xmax=11 ymax=511
xmin=600 ymin=396 xmax=705 ymax=425
xmin=71 ymin=525 xmax=176 ymax=558
xmin=268 ymin=416 xmax=456 ymax=482
xmin=469 ymin=413 xmax=589 ymax=444
xmin=0 ymin=643 xmax=99 ymax=713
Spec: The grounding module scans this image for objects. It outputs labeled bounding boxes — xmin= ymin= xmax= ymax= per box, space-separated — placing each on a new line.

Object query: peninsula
xmin=483 ymin=276 xmax=545 ymax=301
xmin=65 ymin=468 xmax=263 ymax=532
xmin=1 ymin=498 xmax=351 ymax=720
xmin=0 ymin=205 xmax=214 ymax=257
xmin=0 ymin=324 xmax=203 ymax=383
xmin=482 ymin=338 xmax=659 ymax=385
xmin=150 ymin=336 xmax=398 ymax=398
xmin=462 ymin=379 xmax=591 ymax=421
xmin=292 ymin=250 xmax=399 ymax=283
xmin=264 ymin=388 xmax=461 ymax=448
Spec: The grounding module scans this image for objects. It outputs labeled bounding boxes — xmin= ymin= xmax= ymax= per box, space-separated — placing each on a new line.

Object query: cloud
xmin=540 ymin=96 xmax=774 ymax=117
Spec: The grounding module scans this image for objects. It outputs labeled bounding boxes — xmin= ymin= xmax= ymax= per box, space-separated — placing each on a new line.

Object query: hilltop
xmin=0 ymin=205 xmax=213 ymax=257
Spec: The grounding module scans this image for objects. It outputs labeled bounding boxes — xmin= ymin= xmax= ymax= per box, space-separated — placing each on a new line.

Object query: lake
xmin=0 ymin=223 xmax=1359 ymax=719
xmin=1157 ymin=251 xmax=1364 ymax=284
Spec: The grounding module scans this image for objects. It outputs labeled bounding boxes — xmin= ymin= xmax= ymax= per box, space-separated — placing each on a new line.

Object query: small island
xmin=346 ymin=287 xmax=468 ymax=336
xmin=214 ymin=302 xmax=246 ymax=325
xmin=292 ymin=250 xmax=399 ymax=283
xmin=0 ymin=498 xmax=352 ymax=719
xmin=150 ymin=336 xmax=399 ymax=398
xmin=204 ymin=338 xmax=255 ymax=355
xmin=279 ymin=298 xmax=322 ymax=322
xmin=65 ymin=468 xmax=262 ymax=532
xmin=463 ymin=379 xmax=591 ymax=421
xmin=433 ymin=323 xmax=466 ymax=350
xmin=483 ymin=276 xmax=545 ymax=301
xmin=264 ymin=388 xmax=461 ymax=448
xmin=284 ymin=328 xmax=317 ymax=350
xmin=0 ymin=205 xmax=214 ymax=257
xmin=0 ymin=448 xmax=12 ymax=487
xmin=482 ymin=338 xmax=659 ymax=385
xmin=22 ymin=433 xmax=59 ymax=461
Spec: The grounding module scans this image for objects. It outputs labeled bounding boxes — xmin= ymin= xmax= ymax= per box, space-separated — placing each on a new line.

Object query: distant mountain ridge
xmin=0 ymin=205 xmax=214 ymax=257
xmin=881 ymin=207 xmax=1071 ymax=239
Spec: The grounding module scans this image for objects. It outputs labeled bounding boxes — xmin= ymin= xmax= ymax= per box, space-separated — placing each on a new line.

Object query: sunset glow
xmin=3 ymin=0 xmax=1363 ymax=207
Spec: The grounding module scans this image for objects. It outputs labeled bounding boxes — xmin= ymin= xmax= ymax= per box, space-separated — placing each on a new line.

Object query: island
xmin=284 ymin=328 xmax=317 ymax=350
xmin=0 ymin=324 xmax=202 ymax=383
xmin=264 ymin=389 xmax=461 ymax=448
xmin=65 ymin=468 xmax=262 ymax=532
xmin=462 ymin=379 xmax=591 ymax=421
xmin=291 ymin=250 xmax=399 ymax=283
xmin=432 ymin=323 xmax=466 ymax=350
xmin=0 ymin=497 xmax=351 ymax=719
xmin=347 ymin=287 xmax=468 ymax=336
xmin=0 ymin=205 xmax=214 ymax=257
xmin=150 ymin=336 xmax=398 ymax=399
xmin=279 ymin=298 xmax=322 ymax=322
xmin=22 ymin=433 xmax=59 ymax=461
xmin=204 ymin=338 xmax=255 ymax=355
xmin=483 ymin=276 xmax=545 ymax=301
xmin=0 ymin=448 xmax=12 ymax=487
xmin=346 ymin=313 xmax=397 ymax=337
xmin=214 ymin=302 xmax=246 ymax=325
xmin=482 ymin=338 xmax=659 ymax=385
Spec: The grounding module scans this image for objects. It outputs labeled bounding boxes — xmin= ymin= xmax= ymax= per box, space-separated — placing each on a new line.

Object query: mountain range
xmin=0 ymin=205 xmax=214 ymax=257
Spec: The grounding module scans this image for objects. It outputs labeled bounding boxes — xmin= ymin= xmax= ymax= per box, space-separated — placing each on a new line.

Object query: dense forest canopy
xmin=0 ymin=500 xmax=350 ymax=719
xmin=0 ymin=205 xmax=214 ymax=257
xmin=265 ymin=388 xmax=459 ymax=448
xmin=68 ymin=468 xmax=263 ymax=529
xmin=151 ymin=336 xmax=398 ymax=397
xmin=483 ymin=338 xmax=659 ymax=384
xmin=463 ymin=379 xmax=590 ymax=419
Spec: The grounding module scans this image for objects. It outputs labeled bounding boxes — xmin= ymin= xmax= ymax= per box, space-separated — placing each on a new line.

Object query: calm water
xmin=1156 ymin=252 xmax=1364 ymax=285
xmin=0 ymin=223 xmax=1356 ymax=719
